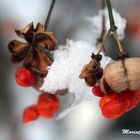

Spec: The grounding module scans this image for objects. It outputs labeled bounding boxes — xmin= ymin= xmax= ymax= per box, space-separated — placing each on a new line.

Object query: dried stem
xmin=44 ymin=0 xmax=56 ymax=29
xmin=96 ymin=0 xmax=106 ymax=46
xmin=97 ymin=29 xmax=111 ymax=54
xmin=106 ymin=0 xmax=117 ymax=31
xmin=113 ymin=31 xmax=124 ymax=52
xmin=106 ymin=0 xmax=125 ymax=53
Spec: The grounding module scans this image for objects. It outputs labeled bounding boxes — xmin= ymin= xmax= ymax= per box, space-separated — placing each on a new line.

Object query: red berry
xmin=99 ymin=93 xmax=118 ymax=109
xmin=134 ymin=90 xmax=140 ymax=101
xmin=123 ymin=90 xmax=140 ymax=112
xmin=99 ymin=92 xmax=130 ymax=119
xmin=37 ymin=93 xmax=59 ymax=119
xmin=92 ymin=86 xmax=105 ymax=97
xmin=23 ymin=105 xmax=39 ymax=123
xmin=99 ymin=89 xmax=140 ymax=119
xmin=127 ymin=23 xmax=140 ymax=37
xmin=16 ymin=67 xmax=35 ymax=87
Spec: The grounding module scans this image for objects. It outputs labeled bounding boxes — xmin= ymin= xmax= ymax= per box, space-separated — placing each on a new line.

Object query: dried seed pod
xmin=8 ymin=22 xmax=56 ymax=77
xmin=79 ymin=54 xmax=103 ymax=87
xmin=100 ymin=58 xmax=140 ymax=93
xmin=23 ymin=48 xmax=53 ymax=76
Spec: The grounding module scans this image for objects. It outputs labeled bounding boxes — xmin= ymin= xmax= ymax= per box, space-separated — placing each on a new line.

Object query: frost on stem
xmin=86 ymin=8 xmax=126 ymax=40
xmin=40 ymin=40 xmax=113 ymax=118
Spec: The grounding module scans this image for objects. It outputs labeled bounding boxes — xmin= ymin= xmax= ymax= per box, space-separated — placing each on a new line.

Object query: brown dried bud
xmin=79 ymin=58 xmax=103 ymax=87
xmin=100 ymin=58 xmax=140 ymax=93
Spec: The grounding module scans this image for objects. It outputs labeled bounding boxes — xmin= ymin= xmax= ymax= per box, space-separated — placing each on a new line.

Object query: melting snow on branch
xmin=86 ymin=8 xmax=127 ymax=40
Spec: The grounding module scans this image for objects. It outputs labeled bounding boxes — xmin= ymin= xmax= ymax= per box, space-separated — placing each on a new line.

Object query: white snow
xmin=86 ymin=8 xmax=127 ymax=40
xmin=40 ymin=40 xmax=112 ymax=118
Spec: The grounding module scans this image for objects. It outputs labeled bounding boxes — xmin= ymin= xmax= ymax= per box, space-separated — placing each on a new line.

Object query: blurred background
xmin=0 ymin=0 xmax=140 ymax=140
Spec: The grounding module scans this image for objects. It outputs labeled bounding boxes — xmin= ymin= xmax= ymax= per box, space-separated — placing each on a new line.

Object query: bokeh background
xmin=0 ymin=0 xmax=140 ymax=140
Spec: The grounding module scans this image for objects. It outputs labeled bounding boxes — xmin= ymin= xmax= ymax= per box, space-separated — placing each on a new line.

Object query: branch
xmin=44 ymin=0 xmax=56 ymax=29
xmin=96 ymin=0 xmax=106 ymax=46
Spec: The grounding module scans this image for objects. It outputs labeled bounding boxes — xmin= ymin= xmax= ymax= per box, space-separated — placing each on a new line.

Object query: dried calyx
xmin=8 ymin=22 xmax=57 ymax=77
xmin=79 ymin=53 xmax=103 ymax=87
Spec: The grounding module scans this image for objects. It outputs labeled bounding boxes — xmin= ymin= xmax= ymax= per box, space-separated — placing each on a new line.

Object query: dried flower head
xmin=8 ymin=22 xmax=57 ymax=76
xmin=79 ymin=53 xmax=103 ymax=87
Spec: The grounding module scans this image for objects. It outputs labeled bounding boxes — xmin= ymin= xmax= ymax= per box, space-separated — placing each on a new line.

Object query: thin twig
xmin=112 ymin=31 xmax=124 ymax=52
xmin=96 ymin=0 xmax=106 ymax=46
xmin=97 ymin=29 xmax=111 ymax=54
xmin=106 ymin=0 xmax=116 ymax=30
xmin=106 ymin=0 xmax=125 ymax=53
xmin=44 ymin=0 xmax=56 ymax=29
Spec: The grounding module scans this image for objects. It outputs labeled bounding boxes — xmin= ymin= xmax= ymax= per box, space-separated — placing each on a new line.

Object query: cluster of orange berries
xmin=92 ymin=86 xmax=140 ymax=119
xmin=16 ymin=67 xmax=59 ymax=123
